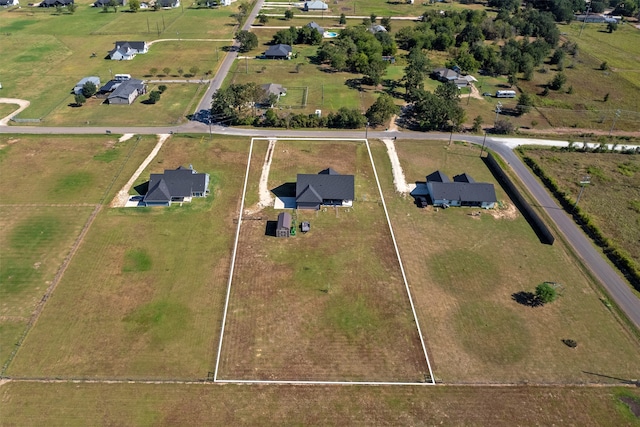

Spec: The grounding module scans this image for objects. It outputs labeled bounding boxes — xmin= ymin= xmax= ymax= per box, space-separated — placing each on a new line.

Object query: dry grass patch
xmin=5 ymin=136 xmax=249 ymax=379
xmin=370 ymin=138 xmax=640 ymax=383
xmin=217 ymin=139 xmax=428 ymax=382
xmin=1 ymin=381 xmax=639 ymax=426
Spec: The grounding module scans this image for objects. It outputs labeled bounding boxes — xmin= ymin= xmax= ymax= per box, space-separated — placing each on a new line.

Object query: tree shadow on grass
xmin=511 ymin=291 xmax=543 ymax=307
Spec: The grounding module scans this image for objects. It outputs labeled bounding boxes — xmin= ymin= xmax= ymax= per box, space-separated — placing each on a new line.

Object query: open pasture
xmin=0 ymin=134 xmax=158 ymax=204
xmin=216 ymin=139 xmax=429 ymax=382
xmin=368 ymin=139 xmax=640 ymax=383
xmin=5 ymin=135 xmax=249 ymax=379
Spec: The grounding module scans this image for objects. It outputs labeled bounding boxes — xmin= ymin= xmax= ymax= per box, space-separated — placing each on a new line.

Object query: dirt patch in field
xmin=487 ymin=202 xmax=518 ymax=220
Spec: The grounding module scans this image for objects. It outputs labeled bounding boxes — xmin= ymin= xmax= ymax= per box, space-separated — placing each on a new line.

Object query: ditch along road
xmin=2 ymin=123 xmax=639 ymax=330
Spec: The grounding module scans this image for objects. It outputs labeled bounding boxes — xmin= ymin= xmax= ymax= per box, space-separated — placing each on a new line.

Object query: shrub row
xmin=522 ymin=155 xmax=640 ymax=291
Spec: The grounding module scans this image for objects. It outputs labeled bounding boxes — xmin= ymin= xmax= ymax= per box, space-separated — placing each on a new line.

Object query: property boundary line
xmin=213 ymin=137 xmax=435 ymax=385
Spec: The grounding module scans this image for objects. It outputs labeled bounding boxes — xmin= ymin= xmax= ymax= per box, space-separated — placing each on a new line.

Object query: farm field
xmin=4 ymin=135 xmax=248 ymax=379
xmin=0 ymin=6 xmax=236 ymax=122
xmin=369 ymin=139 xmax=640 ymax=383
xmin=217 ymin=139 xmax=428 ymax=382
xmin=521 ymin=148 xmax=640 ymax=282
xmin=1 ymin=381 xmax=639 ymax=426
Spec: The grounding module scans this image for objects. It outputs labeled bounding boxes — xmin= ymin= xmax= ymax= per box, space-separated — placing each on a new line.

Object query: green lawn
xmin=5 ymin=135 xmax=249 ymax=379
xmin=369 ymin=139 xmax=640 ymax=383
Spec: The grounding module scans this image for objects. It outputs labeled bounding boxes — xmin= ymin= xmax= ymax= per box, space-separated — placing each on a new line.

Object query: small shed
xmin=276 ymin=212 xmax=292 ymax=238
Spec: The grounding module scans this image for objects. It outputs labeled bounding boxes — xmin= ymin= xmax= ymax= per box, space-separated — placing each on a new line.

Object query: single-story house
xmin=303 ymin=0 xmax=327 ymax=11
xmin=295 ymin=168 xmax=354 ymax=210
xmin=157 ymin=0 xmax=180 ymax=7
xmin=306 ymin=21 xmax=324 ymax=34
xmin=39 ymin=0 xmax=73 ymax=6
xmin=574 ymin=14 xmax=619 ymax=23
xmin=264 ymin=44 xmax=292 ymax=60
xmin=453 ymin=78 xmax=469 ymax=89
xmin=368 ymin=24 xmax=387 ymax=34
xmin=108 ymin=41 xmax=148 ymax=61
xmin=432 ymin=67 xmax=460 ymax=82
xmin=260 ymin=83 xmax=287 ymax=106
xmin=425 ymin=170 xmax=497 ymax=209
xmin=143 ymin=166 xmax=210 ymax=207
xmin=0 ymin=0 xmax=19 ymax=6
xmin=276 ymin=212 xmax=292 ymax=238
xmin=107 ymin=78 xmax=146 ymax=104
xmin=93 ymin=0 xmax=125 ymax=6
xmin=73 ymin=76 xmax=101 ymax=95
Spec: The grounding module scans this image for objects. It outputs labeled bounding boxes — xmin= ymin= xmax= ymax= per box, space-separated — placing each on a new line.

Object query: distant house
xmin=108 ymin=41 xmax=148 ymax=61
xmin=260 ymin=83 xmax=287 ymax=106
xmin=39 ymin=0 xmax=73 ymax=6
xmin=432 ymin=67 xmax=460 ymax=82
xmin=0 ymin=0 xmax=19 ymax=6
xmin=276 ymin=212 xmax=292 ymax=238
xmin=73 ymin=77 xmax=101 ymax=95
xmin=425 ymin=170 xmax=497 ymax=209
xmin=157 ymin=0 xmax=180 ymax=7
xmin=93 ymin=0 xmax=124 ymax=6
xmin=264 ymin=44 xmax=292 ymax=60
xmin=303 ymin=0 xmax=327 ymax=11
xmin=295 ymin=168 xmax=354 ymax=210
xmin=574 ymin=13 xmax=619 ymax=23
xmin=107 ymin=78 xmax=146 ymax=104
xmin=306 ymin=21 xmax=324 ymax=34
xmin=368 ymin=24 xmax=387 ymax=34
xmin=143 ymin=166 xmax=210 ymax=207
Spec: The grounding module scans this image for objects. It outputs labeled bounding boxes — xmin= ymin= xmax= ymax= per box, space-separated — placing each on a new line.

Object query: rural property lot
xmin=5 ymin=135 xmax=248 ymax=379
xmin=217 ymin=139 xmax=429 ymax=382
xmin=369 ymin=139 xmax=640 ymax=383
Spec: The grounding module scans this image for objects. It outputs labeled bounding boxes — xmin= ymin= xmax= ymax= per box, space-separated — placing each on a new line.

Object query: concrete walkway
xmin=0 ymin=98 xmax=31 ymax=126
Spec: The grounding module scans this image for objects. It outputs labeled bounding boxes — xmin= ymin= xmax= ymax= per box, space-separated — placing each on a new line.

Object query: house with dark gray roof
xmin=93 ymin=0 xmax=125 ymax=6
xmin=107 ymin=78 xmax=146 ymax=104
xmin=39 ymin=0 xmax=73 ymax=6
xmin=109 ymin=41 xmax=148 ymax=60
xmin=143 ymin=166 xmax=210 ymax=206
xmin=306 ymin=21 xmax=324 ymax=34
xmin=426 ymin=170 xmax=496 ymax=208
xmin=260 ymin=83 xmax=287 ymax=106
xmin=295 ymin=168 xmax=354 ymax=210
xmin=264 ymin=44 xmax=292 ymax=59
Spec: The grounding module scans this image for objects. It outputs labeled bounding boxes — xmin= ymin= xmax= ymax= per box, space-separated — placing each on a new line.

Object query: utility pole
xmin=609 ymin=109 xmax=621 ymax=136
xmin=574 ymin=175 xmax=591 ymax=211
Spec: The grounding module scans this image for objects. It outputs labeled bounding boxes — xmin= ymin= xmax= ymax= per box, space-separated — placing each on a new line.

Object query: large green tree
xmin=235 ymin=30 xmax=258 ymax=53
xmin=365 ymin=94 xmax=400 ymax=127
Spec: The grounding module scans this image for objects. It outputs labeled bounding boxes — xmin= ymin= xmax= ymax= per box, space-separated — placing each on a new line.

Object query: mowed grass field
xmin=5 ymin=135 xmax=249 ymax=379
xmin=0 ymin=134 xmax=159 ymax=370
xmin=0 ymin=5 xmax=237 ymax=122
xmin=3 ymin=382 xmax=640 ymax=426
xmin=522 ymin=148 xmax=640 ymax=277
xmin=369 ymin=139 xmax=640 ymax=383
xmin=217 ymin=139 xmax=428 ymax=382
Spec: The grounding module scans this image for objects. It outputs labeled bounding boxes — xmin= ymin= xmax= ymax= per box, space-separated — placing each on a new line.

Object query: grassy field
xmin=217 ymin=139 xmax=428 ymax=382
xmin=368 ymin=138 xmax=640 ymax=383
xmin=1 ymin=382 xmax=639 ymax=426
xmin=5 ymin=135 xmax=249 ymax=379
xmin=0 ymin=5 xmax=236 ymax=121
xmin=522 ymin=148 xmax=640 ymax=278
xmin=0 ymin=134 xmax=158 ymax=204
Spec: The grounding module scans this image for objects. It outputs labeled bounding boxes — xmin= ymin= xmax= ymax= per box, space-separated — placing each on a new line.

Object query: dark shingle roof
xmin=296 ymin=169 xmax=354 ymax=202
xmin=143 ymin=166 xmax=208 ymax=203
xmin=430 ymin=182 xmax=496 ymax=203
xmin=108 ymin=78 xmax=144 ymax=100
xmin=426 ymin=170 xmax=450 ymax=183
xmin=453 ymin=173 xmax=475 ymax=183
xmin=307 ymin=21 xmax=324 ymax=34
xmin=114 ymin=41 xmax=147 ymax=51
xmin=265 ymin=44 xmax=292 ymax=57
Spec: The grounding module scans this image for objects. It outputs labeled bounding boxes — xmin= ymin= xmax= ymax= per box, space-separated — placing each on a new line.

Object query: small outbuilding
xmin=276 ymin=212 xmax=292 ymax=238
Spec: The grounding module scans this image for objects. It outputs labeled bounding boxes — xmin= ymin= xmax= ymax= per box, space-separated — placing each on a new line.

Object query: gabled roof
xmin=306 ymin=21 xmax=324 ymax=34
xmin=426 ymin=170 xmax=450 ymax=183
xmin=304 ymin=0 xmax=328 ymax=9
xmin=143 ymin=166 xmax=209 ymax=203
xmin=94 ymin=0 xmax=124 ymax=5
xmin=296 ymin=169 xmax=354 ymax=202
xmin=369 ymin=24 xmax=387 ymax=33
xmin=75 ymin=76 xmax=101 ymax=87
xmin=319 ymin=167 xmax=339 ymax=175
xmin=453 ymin=173 xmax=475 ymax=183
xmin=429 ymin=182 xmax=497 ymax=204
xmin=296 ymin=184 xmax=323 ymax=203
xmin=99 ymin=80 xmax=121 ymax=93
xmin=265 ymin=44 xmax=292 ymax=57
xmin=108 ymin=78 xmax=144 ymax=100
xmin=261 ymin=83 xmax=286 ymax=97
xmin=113 ymin=41 xmax=147 ymax=51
